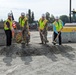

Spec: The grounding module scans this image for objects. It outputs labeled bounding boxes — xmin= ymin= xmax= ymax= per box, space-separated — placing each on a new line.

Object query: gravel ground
xmin=0 ymin=30 xmax=76 ymax=75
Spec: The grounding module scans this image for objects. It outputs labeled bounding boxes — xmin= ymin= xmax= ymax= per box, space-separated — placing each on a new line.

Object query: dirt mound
xmin=0 ymin=44 xmax=75 ymax=57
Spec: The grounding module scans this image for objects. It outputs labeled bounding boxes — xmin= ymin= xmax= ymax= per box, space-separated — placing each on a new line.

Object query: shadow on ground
xmin=0 ymin=43 xmax=75 ymax=66
xmin=0 ymin=43 xmax=75 ymax=56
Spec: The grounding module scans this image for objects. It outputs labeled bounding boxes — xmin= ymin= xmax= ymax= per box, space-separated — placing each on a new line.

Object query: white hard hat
xmin=8 ymin=13 xmax=12 ymax=17
xmin=55 ymin=16 xmax=59 ymax=19
xmin=42 ymin=14 xmax=45 ymax=17
xmin=21 ymin=12 xmax=25 ymax=16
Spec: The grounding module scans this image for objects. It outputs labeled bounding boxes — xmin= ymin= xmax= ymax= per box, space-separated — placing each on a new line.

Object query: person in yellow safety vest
xmin=38 ymin=14 xmax=49 ymax=44
xmin=19 ymin=12 xmax=30 ymax=44
xmin=4 ymin=13 xmax=13 ymax=46
xmin=53 ymin=16 xmax=64 ymax=45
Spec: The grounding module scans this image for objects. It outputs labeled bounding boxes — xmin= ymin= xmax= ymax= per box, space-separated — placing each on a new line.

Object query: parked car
xmin=47 ymin=23 xmax=53 ymax=31
xmin=29 ymin=23 xmax=38 ymax=30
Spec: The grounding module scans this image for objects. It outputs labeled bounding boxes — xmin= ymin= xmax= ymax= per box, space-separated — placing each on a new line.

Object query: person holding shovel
xmin=52 ymin=16 xmax=64 ymax=45
xmin=38 ymin=14 xmax=49 ymax=44
xmin=19 ymin=12 xmax=30 ymax=45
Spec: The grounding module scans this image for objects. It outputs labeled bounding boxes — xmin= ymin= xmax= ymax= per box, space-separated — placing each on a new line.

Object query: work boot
xmin=21 ymin=40 xmax=25 ymax=44
xmin=26 ymin=43 xmax=28 ymax=46
xmin=46 ymin=40 xmax=49 ymax=43
xmin=40 ymin=41 xmax=44 ymax=44
xmin=52 ymin=41 xmax=56 ymax=45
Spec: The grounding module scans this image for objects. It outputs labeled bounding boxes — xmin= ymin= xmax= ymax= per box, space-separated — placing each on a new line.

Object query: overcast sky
xmin=0 ymin=0 xmax=76 ymax=21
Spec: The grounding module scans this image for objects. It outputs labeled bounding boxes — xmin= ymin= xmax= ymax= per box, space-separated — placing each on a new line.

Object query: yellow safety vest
xmin=53 ymin=20 xmax=63 ymax=31
xmin=4 ymin=19 xmax=12 ymax=30
xmin=39 ymin=18 xmax=48 ymax=30
xmin=19 ymin=16 xmax=28 ymax=27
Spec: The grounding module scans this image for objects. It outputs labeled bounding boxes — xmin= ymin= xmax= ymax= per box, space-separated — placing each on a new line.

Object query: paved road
xmin=0 ymin=31 xmax=76 ymax=75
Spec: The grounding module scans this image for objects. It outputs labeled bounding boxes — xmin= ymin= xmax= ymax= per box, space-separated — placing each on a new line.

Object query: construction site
xmin=0 ymin=22 xmax=76 ymax=75
xmin=0 ymin=0 xmax=76 ymax=75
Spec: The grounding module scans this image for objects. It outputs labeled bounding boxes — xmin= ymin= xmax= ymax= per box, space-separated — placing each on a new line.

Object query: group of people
xmin=4 ymin=12 xmax=64 ymax=48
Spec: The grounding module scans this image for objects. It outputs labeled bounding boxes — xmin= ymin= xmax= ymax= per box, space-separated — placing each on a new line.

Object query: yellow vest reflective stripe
xmin=19 ymin=17 xmax=27 ymax=27
xmin=39 ymin=18 xmax=48 ymax=30
xmin=53 ymin=20 xmax=63 ymax=31
xmin=4 ymin=19 xmax=12 ymax=30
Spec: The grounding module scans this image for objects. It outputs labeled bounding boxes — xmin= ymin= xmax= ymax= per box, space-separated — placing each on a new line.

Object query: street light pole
xmin=69 ymin=0 xmax=71 ymax=23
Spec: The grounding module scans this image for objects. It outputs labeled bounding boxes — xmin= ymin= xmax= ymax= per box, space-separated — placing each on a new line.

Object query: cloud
xmin=0 ymin=0 xmax=76 ymax=21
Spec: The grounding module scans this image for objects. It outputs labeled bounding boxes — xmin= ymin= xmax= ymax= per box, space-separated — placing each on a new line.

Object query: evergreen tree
xmin=28 ymin=9 xmax=32 ymax=23
xmin=31 ymin=12 xmax=34 ymax=23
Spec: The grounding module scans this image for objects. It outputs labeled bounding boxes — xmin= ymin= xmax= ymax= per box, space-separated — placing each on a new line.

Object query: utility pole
xmin=69 ymin=0 xmax=72 ymax=23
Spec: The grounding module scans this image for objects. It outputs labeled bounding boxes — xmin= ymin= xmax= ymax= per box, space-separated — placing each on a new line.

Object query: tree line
xmin=27 ymin=9 xmax=76 ymax=24
xmin=45 ymin=12 xmax=76 ymax=24
xmin=0 ymin=9 xmax=76 ymax=24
